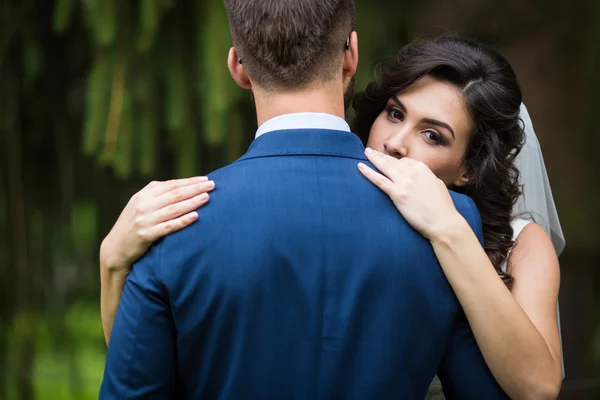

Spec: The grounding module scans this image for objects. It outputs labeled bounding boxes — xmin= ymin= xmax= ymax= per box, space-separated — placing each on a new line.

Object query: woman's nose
xmin=383 ymin=131 xmax=408 ymax=159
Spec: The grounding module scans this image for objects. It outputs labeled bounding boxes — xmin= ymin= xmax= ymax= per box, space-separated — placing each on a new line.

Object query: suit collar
xmin=237 ymin=129 xmax=368 ymax=162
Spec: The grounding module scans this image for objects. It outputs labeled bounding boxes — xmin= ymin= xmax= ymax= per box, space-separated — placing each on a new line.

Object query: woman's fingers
xmin=139 ymin=212 xmax=200 ymax=242
xmin=130 ymin=179 xmax=214 ymax=235
xmin=358 ymin=162 xmax=398 ymax=198
xmin=364 ymin=147 xmax=409 ymax=182
xmin=151 ymin=179 xmax=215 ymax=211
xmin=146 ymin=176 xmax=209 ymax=197
xmin=153 ymin=192 xmax=211 ymax=224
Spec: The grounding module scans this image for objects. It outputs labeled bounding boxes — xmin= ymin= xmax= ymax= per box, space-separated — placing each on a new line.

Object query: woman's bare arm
xmin=431 ymin=221 xmax=561 ymax=399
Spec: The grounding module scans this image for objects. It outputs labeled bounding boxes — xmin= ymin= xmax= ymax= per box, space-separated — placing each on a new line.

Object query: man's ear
xmin=452 ymin=166 xmax=471 ymax=187
xmin=342 ymin=31 xmax=358 ymax=79
xmin=228 ymin=47 xmax=252 ymax=89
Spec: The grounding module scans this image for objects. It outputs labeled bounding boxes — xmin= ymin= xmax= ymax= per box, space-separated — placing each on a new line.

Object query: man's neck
xmin=253 ymin=83 xmax=346 ymax=127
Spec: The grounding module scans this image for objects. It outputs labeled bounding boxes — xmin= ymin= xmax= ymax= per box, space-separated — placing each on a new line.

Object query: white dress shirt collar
xmin=255 ymin=112 xmax=351 ymax=138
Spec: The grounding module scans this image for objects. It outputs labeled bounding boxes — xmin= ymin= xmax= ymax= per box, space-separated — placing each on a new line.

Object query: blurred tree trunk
xmin=5 ymin=72 xmax=35 ymax=400
xmin=0 ymin=120 xmax=10 ymax=400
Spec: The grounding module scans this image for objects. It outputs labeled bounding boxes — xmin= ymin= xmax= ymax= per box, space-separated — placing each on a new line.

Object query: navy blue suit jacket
xmin=100 ymin=129 xmax=508 ymax=399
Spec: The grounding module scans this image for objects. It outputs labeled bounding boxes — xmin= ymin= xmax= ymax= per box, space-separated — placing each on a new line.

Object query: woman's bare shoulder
xmin=507 ymin=221 xmax=559 ymax=278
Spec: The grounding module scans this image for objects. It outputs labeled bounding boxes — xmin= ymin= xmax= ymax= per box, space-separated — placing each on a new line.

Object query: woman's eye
xmin=387 ymin=108 xmax=404 ymax=121
xmin=424 ymin=130 xmax=443 ymax=144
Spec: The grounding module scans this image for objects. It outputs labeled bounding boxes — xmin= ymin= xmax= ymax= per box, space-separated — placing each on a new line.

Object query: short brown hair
xmin=224 ymin=0 xmax=355 ymax=90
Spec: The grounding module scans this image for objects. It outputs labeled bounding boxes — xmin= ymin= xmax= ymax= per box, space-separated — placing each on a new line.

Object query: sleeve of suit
xmin=437 ymin=198 xmax=510 ymax=400
xmin=99 ymin=240 xmax=177 ymax=399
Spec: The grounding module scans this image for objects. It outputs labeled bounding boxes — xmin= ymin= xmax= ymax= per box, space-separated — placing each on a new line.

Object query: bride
xmin=99 ymin=37 xmax=564 ymax=399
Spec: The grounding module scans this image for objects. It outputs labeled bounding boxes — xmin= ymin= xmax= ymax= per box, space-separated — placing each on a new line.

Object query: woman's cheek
xmin=415 ymin=155 xmax=445 ymax=176
xmin=366 ymin=131 xmax=386 ymax=151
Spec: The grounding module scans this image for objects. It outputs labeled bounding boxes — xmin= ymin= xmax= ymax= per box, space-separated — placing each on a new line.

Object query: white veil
xmin=516 ymin=103 xmax=565 ymax=378
xmin=515 ymin=103 xmax=566 ymax=256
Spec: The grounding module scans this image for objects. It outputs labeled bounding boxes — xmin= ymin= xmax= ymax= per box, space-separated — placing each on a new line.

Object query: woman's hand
xmin=100 ymin=176 xmax=215 ymax=272
xmin=358 ymin=147 xmax=463 ymax=241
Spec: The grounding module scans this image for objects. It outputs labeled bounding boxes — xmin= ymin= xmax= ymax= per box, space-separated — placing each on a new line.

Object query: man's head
xmin=224 ymin=0 xmax=357 ymax=92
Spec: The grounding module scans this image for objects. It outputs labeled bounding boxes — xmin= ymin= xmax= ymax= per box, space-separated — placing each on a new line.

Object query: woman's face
xmin=367 ymin=75 xmax=474 ymax=188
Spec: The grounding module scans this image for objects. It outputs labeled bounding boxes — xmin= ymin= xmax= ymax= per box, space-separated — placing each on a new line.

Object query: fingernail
xmin=199 ymin=193 xmax=209 ymax=200
xmin=205 ymin=180 xmax=215 ymax=189
xmin=365 ymin=147 xmax=373 ymax=154
xmin=196 ymin=176 xmax=209 ymax=182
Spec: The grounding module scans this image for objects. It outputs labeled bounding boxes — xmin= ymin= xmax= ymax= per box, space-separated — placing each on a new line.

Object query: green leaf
xmin=82 ymin=52 xmax=112 ymax=156
xmin=198 ymin=0 xmax=234 ymax=146
xmin=137 ymin=0 xmax=162 ymax=53
xmin=53 ymin=0 xmax=74 ymax=34
xmin=165 ymin=63 xmax=188 ymax=133
xmin=21 ymin=34 xmax=43 ymax=87
xmin=70 ymin=201 xmax=97 ymax=253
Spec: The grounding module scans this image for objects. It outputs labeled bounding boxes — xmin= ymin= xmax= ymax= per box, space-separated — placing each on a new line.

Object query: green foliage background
xmin=0 ymin=0 xmax=598 ymax=398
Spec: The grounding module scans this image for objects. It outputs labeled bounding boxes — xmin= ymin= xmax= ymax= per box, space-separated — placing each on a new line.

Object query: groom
xmin=100 ymin=0 xmax=507 ymax=398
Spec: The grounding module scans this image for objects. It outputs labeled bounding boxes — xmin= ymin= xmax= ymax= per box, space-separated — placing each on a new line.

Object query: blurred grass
xmin=5 ymin=306 xmax=105 ymax=400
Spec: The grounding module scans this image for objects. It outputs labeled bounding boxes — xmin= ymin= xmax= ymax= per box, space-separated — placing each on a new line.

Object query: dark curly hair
xmin=353 ymin=36 xmax=525 ymax=285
